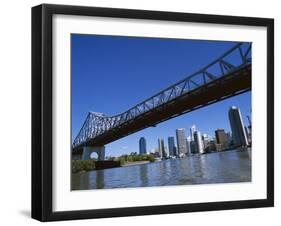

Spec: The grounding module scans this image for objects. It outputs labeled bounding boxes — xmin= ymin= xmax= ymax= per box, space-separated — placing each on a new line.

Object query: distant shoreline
xmin=122 ymin=161 xmax=150 ymax=167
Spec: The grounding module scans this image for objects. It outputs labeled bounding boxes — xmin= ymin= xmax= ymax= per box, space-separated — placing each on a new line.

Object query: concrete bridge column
xmin=82 ymin=146 xmax=105 ymax=161
xmin=98 ymin=147 xmax=105 ymax=161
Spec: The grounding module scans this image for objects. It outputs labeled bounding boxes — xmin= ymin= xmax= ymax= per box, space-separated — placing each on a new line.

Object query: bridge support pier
xmin=82 ymin=146 xmax=105 ymax=161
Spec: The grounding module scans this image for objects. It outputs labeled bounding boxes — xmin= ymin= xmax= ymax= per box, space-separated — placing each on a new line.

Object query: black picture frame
xmin=32 ymin=3 xmax=274 ymax=222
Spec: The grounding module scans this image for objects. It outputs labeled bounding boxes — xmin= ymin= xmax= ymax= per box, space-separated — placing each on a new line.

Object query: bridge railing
xmin=73 ymin=42 xmax=251 ymax=148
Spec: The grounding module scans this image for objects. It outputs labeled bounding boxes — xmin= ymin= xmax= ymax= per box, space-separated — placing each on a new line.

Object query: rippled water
xmin=71 ymin=149 xmax=251 ymax=190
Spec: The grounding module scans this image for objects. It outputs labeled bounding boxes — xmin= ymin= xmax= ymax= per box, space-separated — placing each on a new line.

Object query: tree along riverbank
xmin=72 ymin=153 xmax=155 ymax=173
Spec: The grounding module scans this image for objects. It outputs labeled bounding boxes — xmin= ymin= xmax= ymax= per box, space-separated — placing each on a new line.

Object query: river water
xmin=71 ymin=149 xmax=251 ymax=190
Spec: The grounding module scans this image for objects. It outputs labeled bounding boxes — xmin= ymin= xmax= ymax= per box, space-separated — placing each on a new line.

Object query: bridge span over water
xmin=72 ymin=42 xmax=251 ymax=160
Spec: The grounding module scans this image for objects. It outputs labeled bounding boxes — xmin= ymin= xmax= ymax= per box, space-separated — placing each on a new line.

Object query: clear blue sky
xmin=71 ymin=34 xmax=251 ymax=157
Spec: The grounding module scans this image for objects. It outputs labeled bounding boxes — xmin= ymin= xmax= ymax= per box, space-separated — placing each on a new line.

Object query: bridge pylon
xmin=80 ymin=146 xmax=105 ymax=161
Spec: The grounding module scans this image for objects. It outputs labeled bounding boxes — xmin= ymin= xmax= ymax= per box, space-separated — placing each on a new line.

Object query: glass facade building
xmin=176 ymin=128 xmax=188 ymax=155
xmin=194 ymin=130 xmax=204 ymax=154
xmin=139 ymin=137 xmax=147 ymax=155
xmin=228 ymin=106 xmax=249 ymax=147
xmin=168 ymin=136 xmax=177 ymax=156
xmin=158 ymin=138 xmax=166 ymax=159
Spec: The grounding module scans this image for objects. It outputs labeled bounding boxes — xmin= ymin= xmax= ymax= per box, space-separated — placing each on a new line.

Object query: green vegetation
xmin=72 ymin=159 xmax=95 ymax=173
xmin=112 ymin=153 xmax=155 ymax=166
xmin=72 ymin=153 xmax=155 ymax=173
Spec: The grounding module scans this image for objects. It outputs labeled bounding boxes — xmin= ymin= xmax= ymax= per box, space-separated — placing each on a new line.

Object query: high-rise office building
xmin=194 ymin=131 xmax=204 ymax=154
xmin=158 ymin=138 xmax=166 ymax=159
xmin=164 ymin=146 xmax=168 ymax=157
xmin=190 ymin=140 xmax=196 ymax=153
xmin=202 ymin=134 xmax=214 ymax=151
xmin=226 ymin=132 xmax=232 ymax=145
xmin=190 ymin=125 xmax=197 ymax=141
xmin=186 ymin=136 xmax=192 ymax=155
xmin=215 ymin=129 xmax=228 ymax=149
xmin=228 ymin=106 xmax=249 ymax=147
xmin=168 ymin=137 xmax=177 ymax=157
xmin=176 ymin=128 xmax=188 ymax=155
xmin=244 ymin=126 xmax=250 ymax=142
xmin=139 ymin=137 xmax=147 ymax=155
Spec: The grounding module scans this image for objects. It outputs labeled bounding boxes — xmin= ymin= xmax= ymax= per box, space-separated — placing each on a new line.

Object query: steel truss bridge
xmin=72 ymin=42 xmax=251 ymax=153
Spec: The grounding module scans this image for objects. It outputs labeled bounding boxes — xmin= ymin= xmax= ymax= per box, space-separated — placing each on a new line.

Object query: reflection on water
xmin=71 ymin=149 xmax=251 ymax=190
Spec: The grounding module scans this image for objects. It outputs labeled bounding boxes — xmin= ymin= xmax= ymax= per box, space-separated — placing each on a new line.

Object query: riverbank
xmin=72 ymin=159 xmax=95 ymax=173
xmin=122 ymin=160 xmax=150 ymax=167
xmin=72 ymin=159 xmax=150 ymax=173
xmin=72 ymin=148 xmax=251 ymax=173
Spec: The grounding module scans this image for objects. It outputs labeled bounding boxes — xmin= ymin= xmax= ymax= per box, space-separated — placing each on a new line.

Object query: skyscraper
xmin=226 ymin=132 xmax=232 ymax=145
xmin=202 ymin=133 xmax=214 ymax=151
xmin=190 ymin=140 xmax=196 ymax=153
xmin=186 ymin=136 xmax=192 ymax=155
xmin=158 ymin=138 xmax=166 ymax=159
xmin=176 ymin=128 xmax=188 ymax=156
xmin=215 ymin=129 xmax=228 ymax=149
xmin=168 ymin=137 xmax=177 ymax=157
xmin=244 ymin=126 xmax=250 ymax=142
xmin=194 ymin=131 xmax=204 ymax=154
xmin=139 ymin=137 xmax=147 ymax=155
xmin=190 ymin=124 xmax=197 ymax=141
xmin=228 ymin=106 xmax=249 ymax=147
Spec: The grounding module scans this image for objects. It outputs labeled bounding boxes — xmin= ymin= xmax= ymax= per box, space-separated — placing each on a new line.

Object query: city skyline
xmin=106 ymin=102 xmax=251 ymax=158
xmin=133 ymin=105 xmax=250 ymax=158
xmin=71 ymin=34 xmax=251 ymax=157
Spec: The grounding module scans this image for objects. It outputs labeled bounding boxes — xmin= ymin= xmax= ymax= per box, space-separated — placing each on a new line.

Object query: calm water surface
xmin=72 ymin=149 xmax=251 ymax=190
